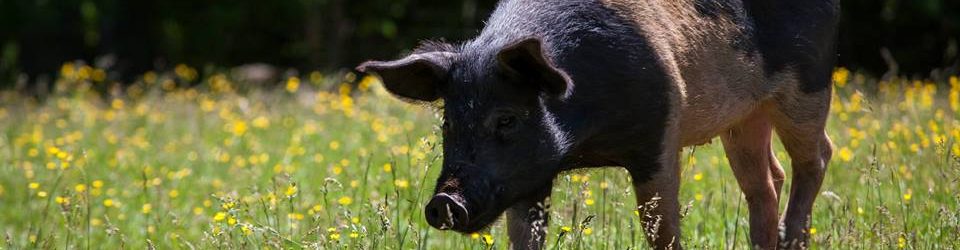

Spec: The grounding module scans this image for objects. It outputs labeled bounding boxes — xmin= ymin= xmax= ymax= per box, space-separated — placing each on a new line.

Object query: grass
xmin=0 ymin=64 xmax=958 ymax=249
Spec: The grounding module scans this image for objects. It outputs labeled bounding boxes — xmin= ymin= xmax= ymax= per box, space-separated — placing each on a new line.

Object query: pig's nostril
xmin=424 ymin=193 xmax=469 ymax=230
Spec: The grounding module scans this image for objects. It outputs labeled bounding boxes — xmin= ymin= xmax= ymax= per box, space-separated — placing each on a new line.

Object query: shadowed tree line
xmin=0 ymin=0 xmax=957 ymax=90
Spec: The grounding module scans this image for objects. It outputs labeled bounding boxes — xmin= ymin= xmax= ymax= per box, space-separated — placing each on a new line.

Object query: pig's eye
xmin=496 ymin=115 xmax=518 ymax=132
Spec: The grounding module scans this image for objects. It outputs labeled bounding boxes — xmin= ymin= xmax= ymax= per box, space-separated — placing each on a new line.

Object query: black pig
xmin=358 ymin=0 xmax=838 ymax=249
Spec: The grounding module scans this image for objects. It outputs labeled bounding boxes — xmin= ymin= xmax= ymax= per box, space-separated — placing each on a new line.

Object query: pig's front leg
xmin=506 ymin=190 xmax=550 ymax=250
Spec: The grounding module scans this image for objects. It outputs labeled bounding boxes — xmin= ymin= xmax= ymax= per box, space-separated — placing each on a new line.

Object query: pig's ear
xmin=356 ymin=51 xmax=454 ymax=102
xmin=497 ymin=37 xmax=573 ymax=99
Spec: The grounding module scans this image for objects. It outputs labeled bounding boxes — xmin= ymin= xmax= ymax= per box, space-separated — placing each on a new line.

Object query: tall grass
xmin=0 ymin=64 xmax=957 ymax=249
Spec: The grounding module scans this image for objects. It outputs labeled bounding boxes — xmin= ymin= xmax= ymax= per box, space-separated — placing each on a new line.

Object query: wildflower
xmin=111 ymin=99 xmax=125 ymax=110
xmin=228 ymin=216 xmax=237 ymax=225
xmin=394 ymin=179 xmax=409 ymax=189
xmin=471 ymin=233 xmax=480 ymax=239
xmin=833 ymin=67 xmax=849 ymax=87
xmin=214 ymin=212 xmax=227 ymax=221
xmin=241 ymin=224 xmax=253 ymax=235
xmin=142 ymin=203 xmax=152 ymax=214
xmin=693 ymin=172 xmax=703 ymax=181
xmin=338 ymin=196 xmax=353 ymax=206
xmin=383 ymin=163 xmax=392 ymax=172
xmin=92 ymin=180 xmax=104 ymax=188
xmin=329 ymin=233 xmax=341 ymax=240
xmin=29 ymin=182 xmax=39 ymax=189
xmin=694 ymin=193 xmax=704 ymax=201
xmin=37 ymin=191 xmax=48 ymax=198
xmin=329 ymin=141 xmax=341 ymax=150
xmin=903 ymin=193 xmax=912 ymax=202
xmin=482 ymin=234 xmax=495 ymax=246
xmin=898 ymin=236 xmax=906 ymax=248
xmin=168 ymin=190 xmax=179 ymax=198
xmin=808 ymin=227 xmax=817 ymax=235
xmin=288 ymin=213 xmax=304 ymax=220
xmin=838 ymin=147 xmax=853 ymax=162
xmin=571 ymin=174 xmax=582 ymax=183
xmin=286 ymin=77 xmax=300 ymax=93
xmin=585 ymin=199 xmax=595 ymax=206
xmin=103 ymin=199 xmax=114 ymax=207
xmin=561 ymin=226 xmax=572 ymax=233
xmin=55 ymin=196 xmax=69 ymax=205
xmin=349 ymin=232 xmax=360 ymax=238
xmin=231 ymin=121 xmax=248 ymax=136
xmin=75 ymin=184 xmax=86 ymax=193
xmin=583 ymin=227 xmax=593 ymax=235
xmin=252 ymin=116 xmax=270 ymax=128
xmin=285 ymin=185 xmax=298 ymax=197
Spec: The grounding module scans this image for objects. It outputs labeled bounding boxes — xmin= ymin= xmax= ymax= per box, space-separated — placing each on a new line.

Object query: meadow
xmin=0 ymin=63 xmax=958 ymax=249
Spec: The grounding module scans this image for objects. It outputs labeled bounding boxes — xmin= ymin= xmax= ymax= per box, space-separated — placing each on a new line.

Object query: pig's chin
xmin=449 ymin=204 xmax=510 ymax=233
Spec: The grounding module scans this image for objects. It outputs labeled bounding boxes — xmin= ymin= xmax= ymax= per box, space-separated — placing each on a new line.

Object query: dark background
xmin=0 ymin=0 xmax=957 ymax=89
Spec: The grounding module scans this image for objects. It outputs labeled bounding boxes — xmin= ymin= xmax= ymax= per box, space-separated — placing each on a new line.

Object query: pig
xmin=357 ymin=0 xmax=838 ymax=249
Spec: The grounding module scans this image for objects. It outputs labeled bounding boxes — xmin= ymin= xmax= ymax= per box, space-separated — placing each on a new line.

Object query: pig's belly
xmin=675 ymin=71 xmax=766 ymax=146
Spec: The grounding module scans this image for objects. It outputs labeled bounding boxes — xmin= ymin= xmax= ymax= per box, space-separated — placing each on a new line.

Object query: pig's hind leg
xmin=766 ymin=73 xmax=834 ymax=249
xmin=721 ymin=107 xmax=782 ymax=249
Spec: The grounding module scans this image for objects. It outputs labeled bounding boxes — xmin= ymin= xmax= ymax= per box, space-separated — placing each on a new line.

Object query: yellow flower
xmin=471 ymin=233 xmax=480 ymax=239
xmin=338 ymin=196 xmax=353 ymax=206
xmin=585 ymin=199 xmax=595 ymax=206
xmin=349 ymin=232 xmax=360 ymax=238
xmin=75 ymin=184 xmax=86 ymax=193
xmin=394 ymin=179 xmax=409 ymax=189
xmin=55 ymin=196 xmax=69 ymax=205
xmin=285 ymin=185 xmax=298 ymax=197
xmin=838 ymin=147 xmax=853 ymax=162
xmin=898 ymin=236 xmax=906 ymax=248
xmin=329 ymin=233 xmax=341 ymax=240
xmin=694 ymin=193 xmax=704 ymax=201
xmin=29 ymin=182 xmax=39 ymax=189
xmin=288 ymin=213 xmax=304 ymax=220
xmin=286 ymin=77 xmax=300 ymax=93
xmin=329 ymin=141 xmax=341 ymax=150
xmin=142 ymin=203 xmax=152 ymax=214
xmin=583 ymin=227 xmax=593 ymax=235
xmin=482 ymin=234 xmax=494 ymax=245
xmin=92 ymin=180 xmax=104 ymax=188
xmin=561 ymin=226 xmax=572 ymax=233
xmin=241 ymin=225 xmax=253 ymax=235
xmin=808 ymin=227 xmax=817 ymax=235
xmin=693 ymin=172 xmax=703 ymax=181
xmin=383 ymin=163 xmax=392 ymax=172
xmin=214 ymin=212 xmax=227 ymax=221
xmin=37 ymin=191 xmax=48 ymax=198
xmin=833 ymin=67 xmax=849 ymax=87
xmin=111 ymin=99 xmax=125 ymax=110
xmin=168 ymin=190 xmax=179 ymax=198
xmin=252 ymin=116 xmax=270 ymax=128
xmin=103 ymin=199 xmax=114 ymax=207
xmin=903 ymin=193 xmax=912 ymax=202
xmin=231 ymin=121 xmax=248 ymax=136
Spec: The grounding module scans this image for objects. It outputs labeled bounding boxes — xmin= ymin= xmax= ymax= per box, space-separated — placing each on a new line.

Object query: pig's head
xmin=357 ymin=37 xmax=572 ymax=233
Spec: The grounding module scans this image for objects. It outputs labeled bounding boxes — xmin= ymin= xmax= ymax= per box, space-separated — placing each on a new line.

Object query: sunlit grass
xmin=0 ymin=63 xmax=957 ymax=249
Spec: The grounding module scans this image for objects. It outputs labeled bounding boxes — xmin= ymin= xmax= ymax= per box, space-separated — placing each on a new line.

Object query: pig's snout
xmin=424 ymin=193 xmax=469 ymax=230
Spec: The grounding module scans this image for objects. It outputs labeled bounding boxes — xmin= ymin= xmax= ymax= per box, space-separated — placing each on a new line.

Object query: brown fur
xmin=601 ymin=1 xmax=833 ymax=249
